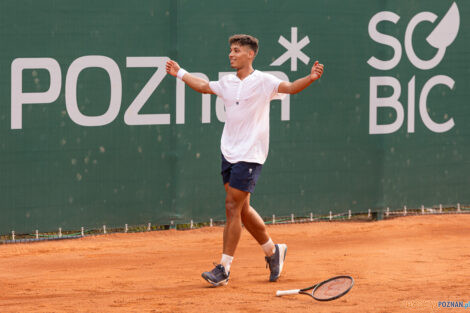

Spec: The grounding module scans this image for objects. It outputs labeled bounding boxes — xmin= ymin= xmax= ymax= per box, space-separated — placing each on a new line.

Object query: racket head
xmin=306 ymin=276 xmax=354 ymax=301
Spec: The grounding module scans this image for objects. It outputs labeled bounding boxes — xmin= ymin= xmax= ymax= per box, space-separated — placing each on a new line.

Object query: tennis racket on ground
xmin=276 ymin=275 xmax=354 ymax=301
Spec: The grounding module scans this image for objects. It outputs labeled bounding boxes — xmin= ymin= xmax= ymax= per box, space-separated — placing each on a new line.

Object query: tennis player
xmin=166 ymin=34 xmax=324 ymax=286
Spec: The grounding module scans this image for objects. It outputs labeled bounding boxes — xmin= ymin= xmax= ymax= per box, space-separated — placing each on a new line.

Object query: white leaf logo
xmin=427 ymin=2 xmax=460 ymax=49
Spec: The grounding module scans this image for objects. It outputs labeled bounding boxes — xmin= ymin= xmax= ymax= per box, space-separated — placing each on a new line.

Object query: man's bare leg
xmin=236 ymin=186 xmax=287 ymax=282
xmin=240 ymin=194 xmax=270 ymax=244
xmin=201 ymin=184 xmax=248 ymax=286
xmin=222 ymin=184 xmax=250 ymax=255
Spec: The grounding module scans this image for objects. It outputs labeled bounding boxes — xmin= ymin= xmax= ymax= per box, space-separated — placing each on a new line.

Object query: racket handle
xmin=276 ymin=289 xmax=300 ymax=296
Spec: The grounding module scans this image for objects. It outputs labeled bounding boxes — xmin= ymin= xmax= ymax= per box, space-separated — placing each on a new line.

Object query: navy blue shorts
xmin=221 ymin=154 xmax=263 ymax=193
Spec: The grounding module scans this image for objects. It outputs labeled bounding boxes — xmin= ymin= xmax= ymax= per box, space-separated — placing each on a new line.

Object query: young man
xmin=166 ymin=34 xmax=324 ymax=287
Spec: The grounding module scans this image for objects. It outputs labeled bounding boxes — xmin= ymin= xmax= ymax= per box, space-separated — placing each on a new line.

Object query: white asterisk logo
xmin=271 ymin=27 xmax=310 ymax=71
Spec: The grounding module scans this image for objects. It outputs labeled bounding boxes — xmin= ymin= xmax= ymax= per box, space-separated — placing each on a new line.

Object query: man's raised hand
xmin=310 ymin=61 xmax=324 ymax=81
xmin=166 ymin=60 xmax=181 ymax=77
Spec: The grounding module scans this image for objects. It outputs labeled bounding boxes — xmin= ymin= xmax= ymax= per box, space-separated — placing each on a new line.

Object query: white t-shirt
xmin=209 ymin=70 xmax=284 ymax=164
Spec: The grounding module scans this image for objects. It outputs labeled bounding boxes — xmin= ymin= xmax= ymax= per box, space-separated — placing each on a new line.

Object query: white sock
xmin=261 ymin=238 xmax=276 ymax=257
xmin=220 ymin=254 xmax=233 ymax=275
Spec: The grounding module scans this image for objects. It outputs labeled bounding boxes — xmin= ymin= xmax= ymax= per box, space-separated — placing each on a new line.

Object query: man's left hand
xmin=310 ymin=61 xmax=324 ymax=81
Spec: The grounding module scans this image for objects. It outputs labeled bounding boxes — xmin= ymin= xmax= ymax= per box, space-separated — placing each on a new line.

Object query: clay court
xmin=1 ymin=214 xmax=469 ymax=313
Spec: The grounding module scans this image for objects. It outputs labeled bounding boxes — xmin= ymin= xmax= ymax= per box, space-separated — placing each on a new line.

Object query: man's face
xmin=229 ymin=44 xmax=254 ymax=69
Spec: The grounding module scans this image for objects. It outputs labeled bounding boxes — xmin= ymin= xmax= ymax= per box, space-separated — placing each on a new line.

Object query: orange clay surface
xmin=1 ymin=214 xmax=469 ymax=313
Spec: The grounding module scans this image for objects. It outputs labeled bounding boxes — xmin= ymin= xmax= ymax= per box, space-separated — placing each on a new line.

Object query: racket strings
xmin=313 ymin=277 xmax=353 ymax=300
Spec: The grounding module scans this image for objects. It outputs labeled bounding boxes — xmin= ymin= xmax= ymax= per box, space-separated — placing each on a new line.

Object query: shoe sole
xmin=270 ymin=244 xmax=287 ymax=282
xmin=201 ymin=273 xmax=229 ymax=287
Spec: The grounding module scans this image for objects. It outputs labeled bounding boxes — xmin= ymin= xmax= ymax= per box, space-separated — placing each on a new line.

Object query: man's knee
xmin=225 ymin=197 xmax=241 ymax=220
xmin=225 ymin=186 xmax=249 ymax=220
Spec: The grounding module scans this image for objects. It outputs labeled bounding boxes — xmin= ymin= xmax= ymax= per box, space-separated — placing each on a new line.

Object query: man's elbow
xmin=201 ymin=82 xmax=214 ymax=94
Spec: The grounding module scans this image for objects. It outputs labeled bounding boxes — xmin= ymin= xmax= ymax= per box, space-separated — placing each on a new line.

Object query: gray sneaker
xmin=265 ymin=244 xmax=287 ymax=282
xmin=201 ymin=263 xmax=229 ymax=287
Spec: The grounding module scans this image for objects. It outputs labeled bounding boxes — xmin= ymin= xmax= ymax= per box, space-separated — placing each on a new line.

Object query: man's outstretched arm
xmin=166 ymin=60 xmax=215 ymax=94
xmin=278 ymin=61 xmax=324 ymax=94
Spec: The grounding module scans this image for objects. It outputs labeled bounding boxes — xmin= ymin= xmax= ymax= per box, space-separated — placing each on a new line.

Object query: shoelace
xmin=212 ymin=262 xmax=225 ymax=276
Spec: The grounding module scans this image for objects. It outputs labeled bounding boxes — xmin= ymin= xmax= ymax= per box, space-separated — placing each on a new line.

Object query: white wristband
xmin=177 ymin=68 xmax=188 ymax=80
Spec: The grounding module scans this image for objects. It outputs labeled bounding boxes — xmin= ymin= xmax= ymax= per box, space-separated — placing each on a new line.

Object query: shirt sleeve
xmin=265 ymin=73 xmax=286 ymax=100
xmin=209 ymin=80 xmax=222 ymax=97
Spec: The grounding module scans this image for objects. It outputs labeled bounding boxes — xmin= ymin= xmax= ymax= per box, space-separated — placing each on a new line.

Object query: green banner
xmin=1 ymin=0 xmax=468 ymax=233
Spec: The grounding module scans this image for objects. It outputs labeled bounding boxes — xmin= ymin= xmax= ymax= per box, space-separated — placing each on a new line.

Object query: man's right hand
xmin=166 ymin=60 xmax=181 ymax=77
xmin=165 ymin=60 xmax=215 ymax=95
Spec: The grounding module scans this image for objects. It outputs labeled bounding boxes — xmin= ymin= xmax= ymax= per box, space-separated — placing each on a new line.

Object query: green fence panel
xmin=0 ymin=0 xmax=468 ymax=233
